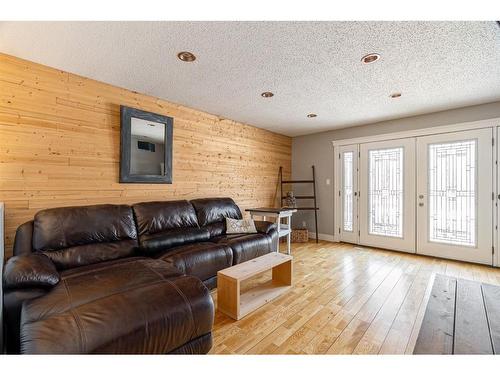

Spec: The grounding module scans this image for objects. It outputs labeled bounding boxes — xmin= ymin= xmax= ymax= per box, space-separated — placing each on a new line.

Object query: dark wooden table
xmin=414 ymin=274 xmax=500 ymax=354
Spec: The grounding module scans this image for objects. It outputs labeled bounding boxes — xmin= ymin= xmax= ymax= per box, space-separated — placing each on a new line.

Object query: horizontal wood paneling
xmin=0 ymin=53 xmax=291 ymax=257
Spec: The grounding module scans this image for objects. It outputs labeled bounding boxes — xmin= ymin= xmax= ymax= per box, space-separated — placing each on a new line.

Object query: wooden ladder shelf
xmin=279 ymin=165 xmax=319 ymax=243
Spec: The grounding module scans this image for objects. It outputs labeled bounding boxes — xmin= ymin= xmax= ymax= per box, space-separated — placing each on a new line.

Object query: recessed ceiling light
xmin=390 ymin=92 xmax=402 ymax=98
xmin=361 ymin=53 xmax=380 ymax=64
xmin=307 ymin=114 xmax=317 ymax=118
xmin=261 ymin=92 xmax=274 ymax=98
xmin=177 ymin=51 xmax=196 ymax=62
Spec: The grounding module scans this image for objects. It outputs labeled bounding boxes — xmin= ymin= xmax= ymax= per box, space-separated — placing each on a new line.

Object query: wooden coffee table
xmin=217 ymin=252 xmax=293 ymax=320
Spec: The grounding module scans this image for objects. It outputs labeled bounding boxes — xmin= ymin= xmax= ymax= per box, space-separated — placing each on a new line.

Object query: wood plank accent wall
xmin=0 ymin=53 xmax=291 ymax=258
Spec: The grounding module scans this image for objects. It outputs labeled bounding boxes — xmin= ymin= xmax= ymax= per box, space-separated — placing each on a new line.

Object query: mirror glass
xmin=129 ymin=117 xmax=166 ymax=176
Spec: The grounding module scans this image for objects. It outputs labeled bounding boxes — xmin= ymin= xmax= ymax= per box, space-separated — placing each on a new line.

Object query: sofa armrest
xmin=254 ymin=220 xmax=277 ymax=234
xmin=3 ymin=253 xmax=60 ymax=290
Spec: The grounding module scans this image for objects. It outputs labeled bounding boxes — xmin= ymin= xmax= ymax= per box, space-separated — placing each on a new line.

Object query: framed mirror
xmin=120 ymin=106 xmax=173 ymax=183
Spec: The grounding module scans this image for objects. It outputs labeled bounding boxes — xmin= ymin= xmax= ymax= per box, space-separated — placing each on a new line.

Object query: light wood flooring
xmin=209 ymin=241 xmax=500 ymax=354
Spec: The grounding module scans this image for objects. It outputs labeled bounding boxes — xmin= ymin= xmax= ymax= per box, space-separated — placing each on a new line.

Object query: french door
xmin=339 ymin=144 xmax=359 ymax=243
xmin=359 ymin=138 xmax=416 ymax=253
xmin=416 ymin=128 xmax=493 ymax=264
xmin=339 ymin=127 xmax=495 ymax=265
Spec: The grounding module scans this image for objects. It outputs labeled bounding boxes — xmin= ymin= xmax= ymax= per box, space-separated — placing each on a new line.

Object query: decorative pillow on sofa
xmin=225 ymin=217 xmax=257 ymax=234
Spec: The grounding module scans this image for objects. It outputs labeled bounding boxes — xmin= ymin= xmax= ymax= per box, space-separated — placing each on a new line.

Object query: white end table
xmin=245 ymin=207 xmax=297 ymax=255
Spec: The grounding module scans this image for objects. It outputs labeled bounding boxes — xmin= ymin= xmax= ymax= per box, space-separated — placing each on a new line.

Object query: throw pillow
xmin=225 ymin=217 xmax=258 ymax=234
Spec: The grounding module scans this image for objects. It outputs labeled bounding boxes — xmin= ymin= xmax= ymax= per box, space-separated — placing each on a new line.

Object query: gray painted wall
xmin=291 ymin=101 xmax=500 ymax=237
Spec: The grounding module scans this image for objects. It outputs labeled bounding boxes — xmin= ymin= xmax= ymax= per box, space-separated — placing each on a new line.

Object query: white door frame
xmin=332 ymin=116 xmax=500 ymax=267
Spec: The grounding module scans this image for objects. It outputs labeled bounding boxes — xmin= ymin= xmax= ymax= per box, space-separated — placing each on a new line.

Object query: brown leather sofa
xmin=2 ymin=198 xmax=278 ymax=354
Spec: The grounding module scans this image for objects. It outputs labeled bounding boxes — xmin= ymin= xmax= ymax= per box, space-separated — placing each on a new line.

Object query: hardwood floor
xmin=209 ymin=241 xmax=500 ymax=354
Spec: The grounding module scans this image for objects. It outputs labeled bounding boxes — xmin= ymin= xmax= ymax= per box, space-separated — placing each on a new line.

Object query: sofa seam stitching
xmin=62 ymin=278 xmax=87 ymax=352
xmin=143 ymin=264 xmax=198 ymax=340
xmin=22 ymin=278 xmax=177 ymax=326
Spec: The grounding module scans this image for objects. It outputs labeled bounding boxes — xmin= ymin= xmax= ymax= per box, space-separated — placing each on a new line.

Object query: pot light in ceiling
xmin=361 ymin=53 xmax=380 ymax=64
xmin=261 ymin=92 xmax=274 ymax=98
xmin=307 ymin=113 xmax=317 ymax=118
xmin=390 ymin=92 xmax=402 ymax=98
xmin=177 ymin=51 xmax=196 ymax=62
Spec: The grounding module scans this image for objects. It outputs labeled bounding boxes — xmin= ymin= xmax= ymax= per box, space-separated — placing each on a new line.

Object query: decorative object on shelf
xmin=283 ymin=191 xmax=297 ymax=208
xmin=280 ymin=228 xmax=309 ymax=243
xmin=120 ymin=106 xmax=173 ymax=183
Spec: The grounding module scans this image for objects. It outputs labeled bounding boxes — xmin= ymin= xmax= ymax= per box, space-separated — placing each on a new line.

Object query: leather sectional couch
xmin=2 ymin=197 xmax=278 ymax=354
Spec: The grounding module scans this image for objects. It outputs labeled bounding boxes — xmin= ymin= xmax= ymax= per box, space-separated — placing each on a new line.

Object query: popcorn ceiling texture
xmin=0 ymin=21 xmax=499 ymax=136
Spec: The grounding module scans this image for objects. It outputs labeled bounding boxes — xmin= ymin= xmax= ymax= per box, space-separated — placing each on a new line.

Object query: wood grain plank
xmin=454 ymin=279 xmax=493 ymax=354
xmin=481 ymin=283 xmax=500 ymax=354
xmin=413 ymin=274 xmax=456 ymax=354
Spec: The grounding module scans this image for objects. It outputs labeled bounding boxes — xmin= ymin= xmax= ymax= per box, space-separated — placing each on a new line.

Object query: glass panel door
xmin=368 ymin=147 xmax=404 ymax=238
xmin=359 ymin=138 xmax=416 ymax=252
xmin=416 ymin=128 xmax=493 ymax=264
xmin=428 ymin=140 xmax=476 ymax=247
xmin=339 ymin=144 xmax=359 ymax=243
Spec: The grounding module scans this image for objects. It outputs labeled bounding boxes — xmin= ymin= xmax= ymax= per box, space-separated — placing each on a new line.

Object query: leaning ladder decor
xmin=279 ymin=166 xmax=319 ymax=243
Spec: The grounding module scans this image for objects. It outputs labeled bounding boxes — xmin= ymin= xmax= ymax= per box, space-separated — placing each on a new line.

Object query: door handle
xmin=419 ymin=203 xmax=424 ymax=207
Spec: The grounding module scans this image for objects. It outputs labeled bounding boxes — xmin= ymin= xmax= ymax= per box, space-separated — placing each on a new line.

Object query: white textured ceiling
xmin=1 ymin=21 xmax=499 ymax=137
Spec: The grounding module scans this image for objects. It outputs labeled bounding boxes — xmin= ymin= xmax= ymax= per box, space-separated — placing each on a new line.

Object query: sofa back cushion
xmin=132 ymin=200 xmax=210 ymax=253
xmin=190 ymin=198 xmax=242 ymax=237
xmin=33 ymin=204 xmax=138 ymax=270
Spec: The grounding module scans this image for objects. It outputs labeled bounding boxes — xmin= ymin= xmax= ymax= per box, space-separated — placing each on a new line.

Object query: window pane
xmin=343 ymin=151 xmax=354 ymax=232
xmin=368 ymin=147 xmax=404 ymax=238
xmin=428 ymin=140 xmax=476 ymax=247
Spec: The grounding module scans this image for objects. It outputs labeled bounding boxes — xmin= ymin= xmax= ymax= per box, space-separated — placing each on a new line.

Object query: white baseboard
xmin=308 ymin=232 xmax=335 ymax=242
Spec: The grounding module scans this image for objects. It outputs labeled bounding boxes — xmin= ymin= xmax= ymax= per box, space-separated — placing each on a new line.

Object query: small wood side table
xmin=217 ymin=253 xmax=293 ymax=320
xmin=246 ymin=207 xmax=297 ymax=254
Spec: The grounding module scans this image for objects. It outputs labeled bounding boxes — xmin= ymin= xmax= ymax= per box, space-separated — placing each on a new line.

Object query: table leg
xmin=217 ymin=274 xmax=240 ymax=320
xmin=286 ymin=215 xmax=291 ymax=255
xmin=276 ymin=217 xmax=281 ymax=253
xmin=272 ymin=259 xmax=292 ymax=286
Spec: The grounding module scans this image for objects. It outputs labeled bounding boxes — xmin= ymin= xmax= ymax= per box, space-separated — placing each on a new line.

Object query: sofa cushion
xmin=156 ymin=242 xmax=233 ymax=282
xmin=139 ymin=227 xmax=210 ymax=254
xmin=132 ymin=200 xmax=200 ymax=236
xmin=3 ymin=288 xmax=48 ymax=354
xmin=190 ymin=197 xmax=242 ymax=237
xmin=20 ymin=258 xmax=214 ymax=354
xmin=211 ymin=233 xmax=273 ymax=264
xmin=32 ymin=204 xmax=138 ymax=270
xmin=3 ymin=253 xmax=59 ymax=290
xmin=133 ymin=200 xmax=210 ymax=254
xmin=13 ymin=220 xmax=34 ymax=256
xmin=254 ymin=220 xmax=278 ymax=235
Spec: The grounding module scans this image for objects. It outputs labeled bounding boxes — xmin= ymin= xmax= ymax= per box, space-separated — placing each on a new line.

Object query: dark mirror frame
xmin=119 ymin=105 xmax=173 ymax=183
